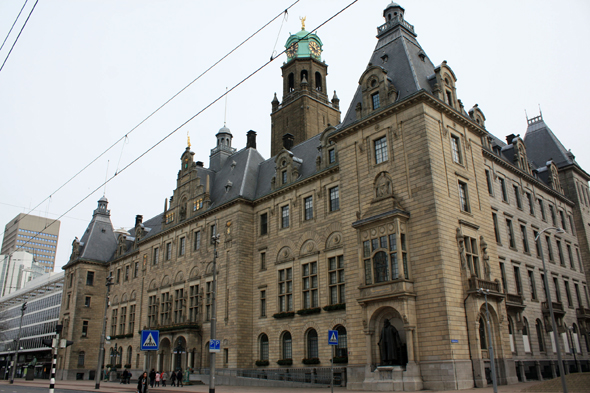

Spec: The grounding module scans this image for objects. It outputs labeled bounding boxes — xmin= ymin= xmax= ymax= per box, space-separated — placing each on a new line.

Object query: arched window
xmin=508 ymin=316 xmax=515 ymax=353
xmin=336 ymin=326 xmax=348 ymax=358
xmin=127 ymin=346 xmax=133 ymax=366
xmin=118 ymin=347 xmax=123 ymax=366
xmin=315 ymin=72 xmax=322 ymax=91
xmin=479 ymin=317 xmax=487 ymax=350
xmin=259 ymin=334 xmax=269 ymax=361
xmin=78 ymin=351 xmax=85 ymax=367
xmin=536 ymin=319 xmax=545 ymax=352
xmin=572 ymin=324 xmax=581 ymax=354
xmin=373 ymin=251 xmax=389 ymax=283
xmin=281 ymin=332 xmax=292 ymax=360
xmin=307 ymin=329 xmax=318 ymax=359
xmin=288 ymin=73 xmax=294 ymax=92
xmin=522 ymin=318 xmax=531 ymax=353
xmin=300 ymin=70 xmax=308 ymax=83
xmin=109 ymin=348 xmax=115 ymax=366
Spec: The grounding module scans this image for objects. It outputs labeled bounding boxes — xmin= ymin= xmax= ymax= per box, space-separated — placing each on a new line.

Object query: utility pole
xmin=9 ymin=302 xmax=26 ymax=384
xmin=49 ymin=324 xmax=62 ymax=393
xmin=95 ymin=272 xmax=114 ymax=389
xmin=209 ymin=231 xmax=220 ymax=393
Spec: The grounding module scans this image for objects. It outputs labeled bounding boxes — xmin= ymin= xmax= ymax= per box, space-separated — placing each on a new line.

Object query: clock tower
xmin=270 ymin=21 xmax=341 ymax=156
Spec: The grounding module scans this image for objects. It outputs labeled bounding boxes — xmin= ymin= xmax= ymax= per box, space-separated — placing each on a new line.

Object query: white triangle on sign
xmin=143 ymin=333 xmax=157 ymax=347
xmin=330 ymin=332 xmax=337 ymax=343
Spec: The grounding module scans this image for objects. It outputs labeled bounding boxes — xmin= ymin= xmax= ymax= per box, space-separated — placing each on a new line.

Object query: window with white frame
xmin=374 ymin=136 xmax=388 ymax=164
xmin=302 ymin=262 xmax=318 ymax=309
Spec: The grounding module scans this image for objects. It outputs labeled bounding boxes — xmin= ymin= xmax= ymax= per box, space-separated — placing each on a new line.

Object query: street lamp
xmin=567 ymin=325 xmax=578 ymax=373
xmin=95 ymin=272 xmax=114 ymax=389
xmin=174 ymin=339 xmax=183 ymax=371
xmin=476 ymin=288 xmax=498 ymax=393
xmin=535 ymin=227 xmax=567 ymax=393
xmin=209 ymin=231 xmax=220 ymax=393
xmin=9 ymin=302 xmax=27 ymax=384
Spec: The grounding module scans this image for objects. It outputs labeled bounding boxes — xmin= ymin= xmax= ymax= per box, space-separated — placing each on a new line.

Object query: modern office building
xmin=1 ymin=213 xmax=60 ymax=273
xmin=57 ymin=2 xmax=590 ymax=390
xmin=0 ymin=271 xmax=64 ymax=380
xmin=0 ymin=251 xmax=45 ymax=297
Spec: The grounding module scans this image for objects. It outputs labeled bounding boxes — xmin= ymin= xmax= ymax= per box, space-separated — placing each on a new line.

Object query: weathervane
xmin=187 ymin=130 xmax=191 ymax=148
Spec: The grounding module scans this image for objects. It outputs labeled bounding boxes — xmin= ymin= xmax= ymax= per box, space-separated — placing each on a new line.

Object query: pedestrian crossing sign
xmin=328 ymin=330 xmax=338 ymax=345
xmin=140 ymin=330 xmax=159 ymax=351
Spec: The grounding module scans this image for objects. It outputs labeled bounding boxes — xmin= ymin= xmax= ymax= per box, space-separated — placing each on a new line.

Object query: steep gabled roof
xmin=77 ymin=197 xmax=117 ymax=263
xmin=523 ymin=115 xmax=578 ymax=169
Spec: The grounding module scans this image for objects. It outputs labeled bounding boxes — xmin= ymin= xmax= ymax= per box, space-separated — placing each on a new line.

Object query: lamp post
xmin=476 ymin=289 xmax=497 ymax=393
xmin=174 ymin=339 xmax=183 ymax=371
xmin=568 ymin=326 xmax=578 ymax=373
xmin=209 ymin=231 xmax=220 ymax=393
xmin=95 ymin=272 xmax=113 ymax=389
xmin=9 ymin=302 xmax=27 ymax=384
xmin=535 ymin=227 xmax=567 ymax=393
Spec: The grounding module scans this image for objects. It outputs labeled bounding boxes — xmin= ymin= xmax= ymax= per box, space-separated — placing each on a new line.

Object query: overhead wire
xmin=0 ymin=0 xmax=29 ymax=53
xmin=6 ymin=0 xmax=359 ymax=266
xmin=0 ymin=0 xmax=38 ymax=73
xmin=0 ymin=0 xmax=301 ymax=241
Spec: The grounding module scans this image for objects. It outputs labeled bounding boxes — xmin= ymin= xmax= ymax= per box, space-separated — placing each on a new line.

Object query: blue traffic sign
xmin=328 ymin=330 xmax=338 ymax=345
xmin=140 ymin=330 xmax=159 ymax=351
xmin=451 ymin=339 xmax=459 ymax=343
xmin=209 ymin=339 xmax=221 ymax=353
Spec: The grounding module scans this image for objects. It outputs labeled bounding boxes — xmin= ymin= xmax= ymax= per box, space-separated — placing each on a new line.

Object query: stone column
xmin=188 ymin=352 xmax=193 ymax=370
xmin=365 ymin=331 xmax=373 ymax=366
xmin=550 ymin=360 xmax=557 ymax=379
xmin=535 ymin=361 xmax=543 ymax=381
xmin=143 ymin=353 xmax=148 ymax=371
xmin=406 ymin=327 xmax=415 ymax=363
xmin=564 ymin=360 xmax=570 ymax=375
xmin=171 ymin=353 xmax=176 ymax=371
xmin=518 ymin=361 xmax=527 ymax=382
xmin=156 ymin=352 xmax=161 ymax=371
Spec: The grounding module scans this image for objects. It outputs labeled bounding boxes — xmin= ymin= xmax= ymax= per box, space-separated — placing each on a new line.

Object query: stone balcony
xmin=467 ymin=277 xmax=504 ymax=301
xmin=576 ymin=307 xmax=590 ymax=320
xmin=541 ymin=301 xmax=566 ymax=316
xmin=505 ymin=293 xmax=526 ymax=311
xmin=357 ymin=279 xmax=415 ymax=306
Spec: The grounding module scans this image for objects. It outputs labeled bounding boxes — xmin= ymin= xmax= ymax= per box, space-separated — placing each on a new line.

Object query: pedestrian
xmin=127 ymin=371 xmax=132 ymax=384
xmin=176 ymin=369 xmax=183 ymax=387
xmin=161 ymin=371 xmax=167 ymax=387
xmin=149 ymin=368 xmax=156 ymax=388
xmin=121 ymin=369 xmax=128 ymax=384
xmin=137 ymin=371 xmax=149 ymax=393
xmin=170 ymin=370 xmax=176 ymax=387
xmin=155 ymin=371 xmax=160 ymax=387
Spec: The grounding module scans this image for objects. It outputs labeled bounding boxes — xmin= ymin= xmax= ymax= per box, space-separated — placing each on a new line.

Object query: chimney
xmin=135 ymin=215 xmax=143 ymax=226
xmin=246 ymin=130 xmax=257 ymax=149
xmin=505 ymin=134 xmax=517 ymax=145
xmin=283 ymin=133 xmax=294 ymax=150
xmin=196 ymin=161 xmax=204 ymax=167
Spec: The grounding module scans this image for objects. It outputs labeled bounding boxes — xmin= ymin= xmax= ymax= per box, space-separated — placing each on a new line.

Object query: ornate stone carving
xmin=480 ymin=235 xmax=491 ymax=281
xmin=70 ymin=237 xmax=80 ymax=261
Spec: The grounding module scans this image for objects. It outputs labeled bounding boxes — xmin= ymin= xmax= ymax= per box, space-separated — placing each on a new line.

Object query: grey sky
xmin=1 ymin=0 xmax=589 ymax=271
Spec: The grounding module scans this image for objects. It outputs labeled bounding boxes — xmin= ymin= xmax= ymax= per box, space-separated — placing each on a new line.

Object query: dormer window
xmin=372 ymin=92 xmax=380 ymax=110
xmin=328 ymin=148 xmax=336 ymax=164
xmin=446 ymin=90 xmax=453 ymax=107
xmin=282 ymin=170 xmax=287 ymax=185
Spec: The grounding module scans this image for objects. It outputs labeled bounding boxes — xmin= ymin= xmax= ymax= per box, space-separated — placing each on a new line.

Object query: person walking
xmin=176 ymin=369 xmax=183 ymax=387
xmin=155 ymin=371 xmax=160 ymax=387
xmin=161 ymin=371 xmax=167 ymax=387
xmin=120 ymin=369 xmax=128 ymax=384
xmin=137 ymin=371 xmax=149 ymax=393
xmin=149 ymin=368 xmax=156 ymax=388
xmin=170 ymin=370 xmax=176 ymax=387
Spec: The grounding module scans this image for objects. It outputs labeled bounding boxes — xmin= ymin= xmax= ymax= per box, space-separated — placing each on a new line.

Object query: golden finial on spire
xmin=300 ymin=16 xmax=306 ymax=30
xmin=187 ymin=130 xmax=191 ymax=148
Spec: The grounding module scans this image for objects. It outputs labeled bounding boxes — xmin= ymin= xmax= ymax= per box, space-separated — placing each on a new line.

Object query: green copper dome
xmin=285 ymin=26 xmax=323 ymax=62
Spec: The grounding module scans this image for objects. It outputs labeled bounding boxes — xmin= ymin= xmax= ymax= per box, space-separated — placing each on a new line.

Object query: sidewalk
xmin=1 ymin=373 xmax=589 ymax=393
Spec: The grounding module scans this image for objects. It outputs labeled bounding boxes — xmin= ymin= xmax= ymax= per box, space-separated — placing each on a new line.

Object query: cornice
xmin=62 ymin=258 xmax=109 ymax=271
xmin=483 ymin=149 xmax=574 ymax=206
xmin=559 ymin=163 xmax=590 ymax=181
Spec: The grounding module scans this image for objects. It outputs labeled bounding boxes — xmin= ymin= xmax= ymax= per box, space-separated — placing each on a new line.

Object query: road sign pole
xmin=331 ymin=345 xmax=334 ymax=393
xmin=209 ymin=232 xmax=220 ymax=393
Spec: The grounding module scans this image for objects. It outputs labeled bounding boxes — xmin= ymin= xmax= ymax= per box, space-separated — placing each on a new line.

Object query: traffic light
xmin=42 ymin=339 xmax=53 ymax=348
xmin=59 ymin=339 xmax=74 ymax=348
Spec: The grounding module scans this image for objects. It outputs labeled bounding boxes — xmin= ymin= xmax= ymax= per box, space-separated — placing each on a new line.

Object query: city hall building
xmin=57 ymin=3 xmax=590 ymax=390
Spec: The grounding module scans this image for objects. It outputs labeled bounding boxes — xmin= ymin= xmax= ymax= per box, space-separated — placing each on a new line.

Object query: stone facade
xmin=57 ymin=3 xmax=590 ymax=390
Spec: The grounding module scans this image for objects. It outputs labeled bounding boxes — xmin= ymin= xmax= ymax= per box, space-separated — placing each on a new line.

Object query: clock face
xmin=309 ymin=41 xmax=321 ymax=57
xmin=286 ymin=42 xmax=298 ymax=59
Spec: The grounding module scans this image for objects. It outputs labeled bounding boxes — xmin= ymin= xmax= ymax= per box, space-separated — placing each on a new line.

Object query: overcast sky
xmin=1 ymin=0 xmax=589 ymax=272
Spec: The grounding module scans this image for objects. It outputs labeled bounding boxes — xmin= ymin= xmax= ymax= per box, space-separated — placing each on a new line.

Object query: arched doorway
xmin=159 ymin=338 xmax=171 ymax=372
xmin=173 ymin=336 xmax=187 ymax=371
xmin=370 ymin=307 xmax=407 ymax=367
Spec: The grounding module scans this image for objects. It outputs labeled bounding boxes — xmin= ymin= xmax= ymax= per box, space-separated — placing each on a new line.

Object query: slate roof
xmin=340 ymin=8 xmax=436 ymax=128
xmin=523 ymin=116 xmax=578 ymax=169
xmin=76 ymin=198 xmax=117 ymax=263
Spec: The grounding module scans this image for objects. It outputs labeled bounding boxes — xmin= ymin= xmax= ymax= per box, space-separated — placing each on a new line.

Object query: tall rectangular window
xmin=493 ymin=213 xmax=501 ymax=244
xmin=260 ymin=213 xmax=268 ymax=235
xmin=281 ymin=170 xmax=287 ymax=185
xmin=165 ymin=242 xmax=172 ymax=260
xmin=528 ymin=270 xmax=537 ymax=300
xmin=278 ymin=267 xmax=293 ymax=312
xmin=304 ymin=196 xmax=313 ymax=220
xmin=539 ymin=199 xmax=546 ymax=221
xmin=194 ymin=231 xmax=201 ymax=250
xmin=546 ymin=236 xmax=554 ymax=261
xmin=174 ymin=288 xmax=184 ymax=323
xmin=513 ymin=266 xmax=522 ymax=295
xmin=189 ymin=284 xmax=199 ymax=322
xmin=451 ymin=135 xmax=462 ymax=164
xmin=329 ymin=186 xmax=340 ymax=211
xmin=576 ymin=248 xmax=584 ymax=272
xmin=513 ymin=185 xmax=522 ymax=209
xmin=458 ymin=182 xmax=470 ymax=212
xmin=526 ymin=192 xmax=534 ymax=215
xmin=153 ymin=247 xmax=160 ymax=264
xmin=549 ymin=205 xmax=556 ymax=226
xmin=557 ymin=240 xmax=565 ymax=266
xmin=328 ymin=149 xmax=336 ymax=164
xmin=86 ymin=271 xmax=94 ymax=286
xmin=179 ymin=237 xmax=186 ymax=256
xmin=574 ymin=283 xmax=582 ymax=308
xmin=120 ymin=306 xmax=126 ymax=335
xmin=564 ymin=281 xmax=573 ymax=308
xmin=124 ymin=265 xmax=129 ymax=281
xmin=499 ymin=178 xmax=508 ymax=202
xmin=82 ymin=320 xmax=89 ymax=337
xmin=520 ymin=225 xmax=530 ymax=253
xmin=134 ymin=261 xmax=139 ymax=278
xmin=116 ymin=268 xmax=121 ymax=284
xmin=148 ymin=295 xmax=158 ymax=327
xmin=566 ymin=244 xmax=574 ymax=269
xmin=111 ymin=309 xmax=118 ymax=336
xmin=560 ymin=211 xmax=567 ymax=231
xmin=374 ymin=136 xmax=388 ymax=164
xmin=281 ymin=205 xmax=290 ymax=228
xmin=85 ymin=296 xmax=91 ymax=307
xmin=506 ymin=219 xmax=516 ymax=249
xmin=128 ymin=304 xmax=135 ymax=334
xmin=302 ymin=262 xmax=318 ymax=309
xmin=485 ymin=169 xmax=493 ymax=195
xmin=260 ymin=290 xmax=266 ymax=317
xmin=371 ymin=92 xmax=380 ymax=110
xmin=464 ymin=237 xmax=480 ymax=278
xmin=553 ymin=277 xmax=561 ymax=303
xmin=160 ymin=292 xmax=170 ymax=325
xmin=500 ymin=262 xmax=508 ymax=293
xmin=569 ymin=215 xmax=576 ymax=236
xmin=533 ymin=230 xmax=542 ymax=257
xmin=329 ymin=255 xmax=345 ymax=305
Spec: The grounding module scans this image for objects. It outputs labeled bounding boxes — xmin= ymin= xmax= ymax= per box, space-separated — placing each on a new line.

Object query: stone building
xmin=57 ymin=2 xmax=590 ymax=390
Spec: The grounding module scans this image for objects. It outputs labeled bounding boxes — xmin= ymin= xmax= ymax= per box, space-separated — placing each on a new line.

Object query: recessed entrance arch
xmin=369 ymin=306 xmax=407 ymax=367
